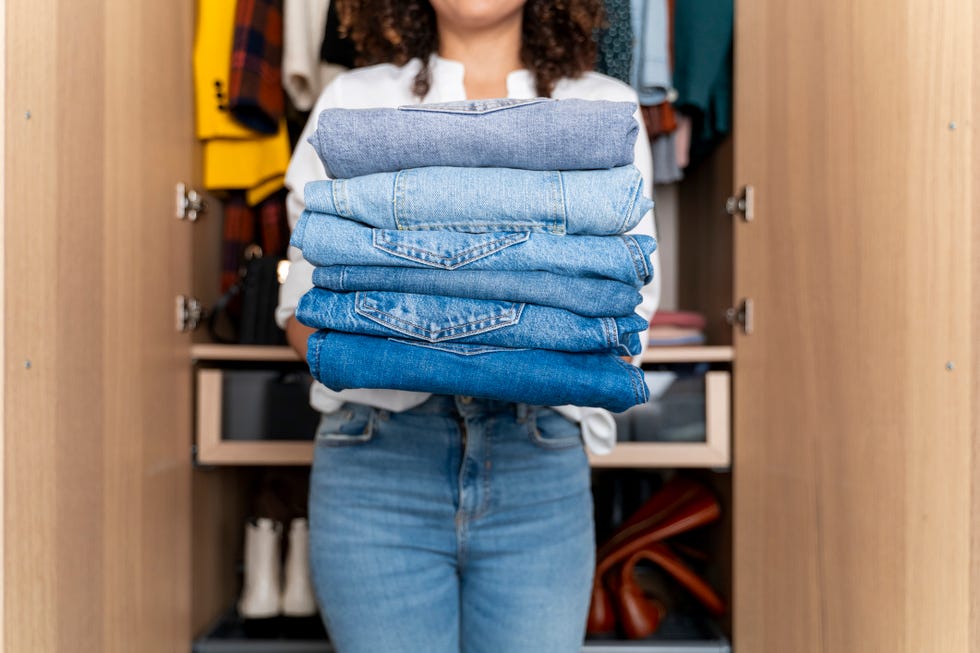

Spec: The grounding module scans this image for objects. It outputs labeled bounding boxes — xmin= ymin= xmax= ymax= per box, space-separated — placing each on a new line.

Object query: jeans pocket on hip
xmin=528 ymin=407 xmax=583 ymax=450
xmin=315 ymin=403 xmax=376 ymax=446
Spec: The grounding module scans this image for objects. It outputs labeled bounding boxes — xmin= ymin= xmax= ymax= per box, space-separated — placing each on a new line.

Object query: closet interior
xmin=185 ymin=0 xmax=738 ymax=650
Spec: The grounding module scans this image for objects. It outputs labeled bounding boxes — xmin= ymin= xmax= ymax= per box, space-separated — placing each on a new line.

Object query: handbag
xmin=209 ymin=244 xmax=288 ymax=346
xmin=587 ymin=476 xmax=725 ymax=638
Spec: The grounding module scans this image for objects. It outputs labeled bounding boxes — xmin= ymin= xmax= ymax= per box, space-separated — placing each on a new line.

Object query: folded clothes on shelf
xmin=309 ymin=98 xmax=639 ymax=178
xmin=650 ymin=310 xmax=707 ymax=330
xmin=647 ymin=326 xmax=706 ymax=346
xmin=303 ymin=165 xmax=652 ymax=235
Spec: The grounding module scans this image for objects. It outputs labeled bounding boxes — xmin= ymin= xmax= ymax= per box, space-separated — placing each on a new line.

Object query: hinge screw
xmin=24 ymin=110 xmax=31 ymax=120
xmin=945 ymin=361 xmax=954 ymax=371
xmin=24 ymin=360 xmax=31 ymax=369
xmin=949 ymin=121 xmax=957 ymax=130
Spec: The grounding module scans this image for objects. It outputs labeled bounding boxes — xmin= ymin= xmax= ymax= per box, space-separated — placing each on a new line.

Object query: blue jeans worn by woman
xmin=308 ymin=396 xmax=594 ymax=653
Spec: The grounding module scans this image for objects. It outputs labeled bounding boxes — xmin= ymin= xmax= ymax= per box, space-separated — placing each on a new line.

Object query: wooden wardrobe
xmin=2 ymin=0 xmax=977 ymax=651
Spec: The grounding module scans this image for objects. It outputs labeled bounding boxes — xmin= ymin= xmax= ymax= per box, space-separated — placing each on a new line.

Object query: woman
xmin=275 ymin=1 xmax=660 ymax=651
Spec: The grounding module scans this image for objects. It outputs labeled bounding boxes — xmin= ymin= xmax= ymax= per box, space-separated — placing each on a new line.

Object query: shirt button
xmin=459 ymin=396 xmax=473 ymax=404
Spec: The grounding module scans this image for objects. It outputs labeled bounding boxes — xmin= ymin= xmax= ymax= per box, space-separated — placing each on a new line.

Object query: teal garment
xmin=673 ymin=0 xmax=733 ymax=165
xmin=595 ymin=0 xmax=633 ymax=84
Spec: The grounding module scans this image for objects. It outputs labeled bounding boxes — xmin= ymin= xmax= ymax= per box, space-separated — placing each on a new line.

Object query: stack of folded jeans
xmin=290 ymin=98 xmax=657 ymax=412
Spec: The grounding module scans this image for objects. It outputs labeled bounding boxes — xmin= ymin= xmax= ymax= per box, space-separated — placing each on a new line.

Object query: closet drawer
xmin=195 ymin=365 xmax=319 ymax=466
xmin=588 ymin=369 xmax=730 ymax=469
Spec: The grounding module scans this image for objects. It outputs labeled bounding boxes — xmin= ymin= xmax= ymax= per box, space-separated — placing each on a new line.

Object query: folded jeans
xmin=309 ymin=98 xmax=639 ymax=178
xmin=312 ymin=266 xmax=643 ymax=318
xmin=291 ymin=212 xmax=657 ymax=286
xmin=297 ymin=289 xmax=647 ymax=355
xmin=306 ymin=330 xmax=650 ymax=413
xmin=303 ymin=165 xmax=652 ymax=236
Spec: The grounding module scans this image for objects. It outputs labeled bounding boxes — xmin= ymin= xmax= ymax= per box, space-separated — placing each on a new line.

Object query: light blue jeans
xmin=310 ymin=97 xmax=638 ymax=178
xmin=291 ymin=212 xmax=657 ymax=287
xmin=308 ymin=396 xmax=595 ymax=653
xmin=306 ymin=330 xmax=650 ymax=412
xmin=312 ymin=266 xmax=644 ymax=317
xmin=303 ymin=165 xmax=652 ymax=236
xmin=296 ymin=289 xmax=646 ymax=355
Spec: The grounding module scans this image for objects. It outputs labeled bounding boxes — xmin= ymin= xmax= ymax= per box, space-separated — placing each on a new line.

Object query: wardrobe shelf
xmin=192 ymin=344 xmax=299 ymax=362
xmin=191 ymin=343 xmax=735 ymax=364
xmin=192 ymin=606 xmax=729 ymax=653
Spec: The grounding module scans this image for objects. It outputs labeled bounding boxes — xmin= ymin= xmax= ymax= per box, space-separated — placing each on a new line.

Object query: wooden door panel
xmin=5 ymin=0 xmax=195 ymax=650
xmin=733 ymin=1 xmax=977 ymax=651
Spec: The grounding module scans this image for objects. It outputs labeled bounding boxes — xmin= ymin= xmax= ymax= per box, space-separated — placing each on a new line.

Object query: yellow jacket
xmin=194 ymin=0 xmax=291 ymax=204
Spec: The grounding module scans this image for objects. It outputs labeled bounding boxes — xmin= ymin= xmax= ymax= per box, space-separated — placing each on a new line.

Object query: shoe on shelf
xmin=281 ymin=517 xmax=318 ymax=617
xmin=237 ymin=517 xmax=283 ymax=620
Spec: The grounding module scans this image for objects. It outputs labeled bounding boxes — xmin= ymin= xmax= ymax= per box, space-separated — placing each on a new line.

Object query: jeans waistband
xmin=399 ymin=394 xmax=533 ymax=421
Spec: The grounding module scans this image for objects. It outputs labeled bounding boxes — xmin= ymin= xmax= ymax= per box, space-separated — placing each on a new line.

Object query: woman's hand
xmin=285 ymin=317 xmax=317 ymax=359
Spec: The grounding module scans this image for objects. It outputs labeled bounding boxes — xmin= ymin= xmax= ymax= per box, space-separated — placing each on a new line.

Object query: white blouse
xmin=276 ymin=55 xmax=661 ymax=455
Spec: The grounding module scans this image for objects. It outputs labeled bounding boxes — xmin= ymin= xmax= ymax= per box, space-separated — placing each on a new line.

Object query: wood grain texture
xmin=0 ymin=0 xmax=6 ymax=647
xmin=5 ymin=0 xmax=195 ymax=650
xmin=733 ymin=0 xmax=976 ymax=651
xmin=191 ymin=468 xmax=252 ymax=636
xmin=677 ymin=137 xmax=734 ymax=347
xmin=972 ymin=0 xmax=980 ymax=645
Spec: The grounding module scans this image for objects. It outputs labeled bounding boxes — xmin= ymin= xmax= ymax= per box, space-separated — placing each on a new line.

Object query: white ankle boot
xmin=280 ymin=517 xmax=317 ymax=616
xmin=237 ymin=517 xmax=282 ymax=619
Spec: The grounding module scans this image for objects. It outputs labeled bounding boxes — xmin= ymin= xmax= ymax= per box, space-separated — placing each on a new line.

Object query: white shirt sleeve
xmin=275 ymin=78 xmax=342 ymax=329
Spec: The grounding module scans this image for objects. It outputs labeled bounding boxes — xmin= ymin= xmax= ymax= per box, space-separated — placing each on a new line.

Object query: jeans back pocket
xmin=372 ymin=229 xmax=529 ymax=269
xmin=356 ymin=292 xmax=524 ymax=342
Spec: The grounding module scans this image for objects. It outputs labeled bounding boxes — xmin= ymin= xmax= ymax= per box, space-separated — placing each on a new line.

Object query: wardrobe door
xmin=732 ymin=1 xmax=978 ymax=651
xmin=4 ymin=0 xmax=195 ymax=651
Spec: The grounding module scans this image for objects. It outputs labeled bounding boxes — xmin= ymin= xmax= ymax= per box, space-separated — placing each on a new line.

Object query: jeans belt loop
xmin=516 ymin=403 xmax=531 ymax=424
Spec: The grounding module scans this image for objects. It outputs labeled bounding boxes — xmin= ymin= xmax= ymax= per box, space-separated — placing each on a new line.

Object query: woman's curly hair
xmin=335 ymin=0 xmax=604 ymax=98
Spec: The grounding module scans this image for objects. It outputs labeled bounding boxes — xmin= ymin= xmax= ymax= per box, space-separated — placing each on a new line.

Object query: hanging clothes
xmin=228 ymin=0 xmax=285 ymax=134
xmin=595 ymin=0 xmax=633 ymax=84
xmin=281 ymin=0 xmax=331 ymax=110
xmin=630 ymin=0 xmax=672 ymax=105
xmin=672 ymin=0 xmax=733 ymax=166
xmin=194 ymin=0 xmax=291 ymax=205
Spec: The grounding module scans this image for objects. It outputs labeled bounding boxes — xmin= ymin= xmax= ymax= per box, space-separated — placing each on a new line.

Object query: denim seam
xmin=389 ymin=221 xmax=551 ymax=232
xmin=338 ymin=267 xmax=348 ymax=291
xmin=390 ymin=338 xmax=519 ymax=355
xmin=392 ymin=169 xmax=406 ymax=229
xmin=472 ymin=415 xmax=493 ymax=522
xmin=332 ymin=179 xmax=349 ymax=218
xmin=396 ymin=97 xmax=550 ymax=115
xmin=611 ymin=354 xmax=645 ymax=406
xmin=355 ymin=297 xmax=523 ymax=341
xmin=616 ymin=170 xmax=642 ymax=235
xmin=554 ymin=171 xmax=568 ymax=235
xmin=372 ymin=231 xmax=529 ymax=269
xmin=621 ymin=235 xmax=651 ymax=283
xmin=600 ymin=317 xmax=616 ymax=350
